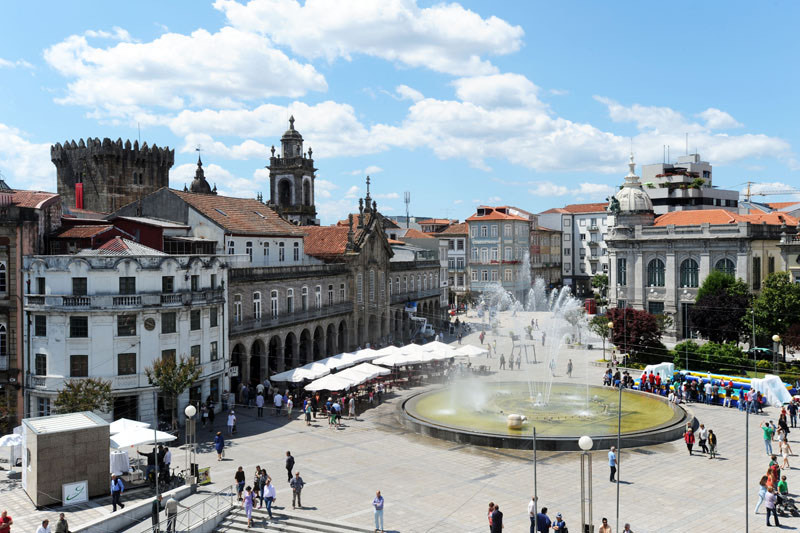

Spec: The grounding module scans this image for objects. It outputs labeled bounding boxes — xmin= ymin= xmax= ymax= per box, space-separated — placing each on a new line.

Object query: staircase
xmin=216 ymin=507 xmax=376 ymax=533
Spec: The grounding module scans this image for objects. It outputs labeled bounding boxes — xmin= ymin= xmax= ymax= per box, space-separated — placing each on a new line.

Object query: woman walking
xmin=781 ymin=440 xmax=791 ymax=469
xmin=755 ymin=475 xmax=768 ymax=514
xmin=707 ymin=430 xmax=718 ymax=459
xmin=214 ymin=432 xmax=224 ymax=461
xmin=684 ymin=428 xmax=695 ymax=456
xmin=304 ymin=399 xmax=312 ymax=426
xmin=242 ymin=486 xmax=254 ymax=528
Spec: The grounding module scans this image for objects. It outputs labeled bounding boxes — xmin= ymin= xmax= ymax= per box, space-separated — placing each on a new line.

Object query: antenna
xmin=404 ymin=191 xmax=411 ymax=229
xmin=663 ymin=145 xmax=666 ymax=164
xmin=685 ymin=133 xmax=688 ymax=155
xmin=667 ymin=145 xmax=670 ymax=163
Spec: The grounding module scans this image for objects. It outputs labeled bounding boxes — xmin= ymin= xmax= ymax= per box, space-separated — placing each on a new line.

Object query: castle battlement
xmin=51 ymin=138 xmax=174 ymax=167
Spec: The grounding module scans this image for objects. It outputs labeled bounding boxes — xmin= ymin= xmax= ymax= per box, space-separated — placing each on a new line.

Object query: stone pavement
xmin=1 ymin=309 xmax=797 ymax=532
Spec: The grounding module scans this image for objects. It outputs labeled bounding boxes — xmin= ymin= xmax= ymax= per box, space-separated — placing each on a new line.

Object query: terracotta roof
xmin=542 ymin=202 xmax=608 ymax=214
xmin=401 ymin=228 xmax=434 ymax=239
xmin=768 ymin=201 xmax=800 ymax=210
xmin=466 ymin=207 xmax=529 ymax=222
xmin=387 ymin=238 xmax=405 ymax=245
xmin=171 ymin=189 xmax=304 ymax=237
xmin=10 ymin=190 xmax=59 ymax=209
xmin=303 ymin=226 xmax=357 ymax=259
xmin=654 ymin=209 xmax=799 ymax=227
xmin=79 ymin=237 xmax=167 ymax=256
xmin=418 ymin=218 xmax=452 ymax=225
xmin=440 ymin=222 xmax=467 ymax=235
xmin=55 ymin=225 xmax=116 ymax=239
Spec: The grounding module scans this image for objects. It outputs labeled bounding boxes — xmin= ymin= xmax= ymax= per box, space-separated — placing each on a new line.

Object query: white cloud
xmin=698 ymin=107 xmax=743 ymax=129
xmin=84 ymin=27 xmax=135 ymax=42
xmin=487 ymin=196 xmax=501 ymax=203
xmin=344 ymin=185 xmax=360 ymax=198
xmin=315 ymin=178 xmax=338 ymax=199
xmin=742 ymin=181 xmax=800 ymax=199
xmin=214 ymin=0 xmax=523 ymax=76
xmin=549 ymin=88 xmax=568 ymax=96
xmin=0 ymin=123 xmax=55 ymax=192
xmin=375 ymin=192 xmax=399 ymax=199
xmin=348 ymin=165 xmax=383 ymax=176
xmin=453 ymin=199 xmax=463 ymax=205
xmin=44 ymin=27 xmax=327 ymax=115
xmin=396 ymin=85 xmax=424 ymax=102
xmin=529 ymin=181 xmax=613 ymax=199
xmin=0 ymin=58 xmax=33 ymax=69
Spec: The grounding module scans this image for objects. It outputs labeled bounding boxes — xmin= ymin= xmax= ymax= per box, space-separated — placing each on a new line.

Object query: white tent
xmin=304 ymin=374 xmax=355 ymax=392
xmin=320 ymin=353 xmax=359 ymax=371
xmin=453 ymin=345 xmax=489 ymax=357
xmin=350 ymin=348 xmax=381 ymax=363
xmin=110 ymin=428 xmax=177 ymax=449
xmin=374 ymin=346 xmax=428 ymax=367
xmin=420 ymin=341 xmax=455 ymax=353
xmin=337 ymin=363 xmax=391 ymax=383
xmin=271 ymin=361 xmax=331 ymax=382
xmin=109 ymin=418 xmax=150 ymax=435
xmin=374 ymin=345 xmax=403 ymax=357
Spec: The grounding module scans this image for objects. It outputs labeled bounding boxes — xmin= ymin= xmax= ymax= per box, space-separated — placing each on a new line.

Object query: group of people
xmin=756 ymin=452 xmax=792 ymax=527
xmin=683 ymin=424 xmax=719 ymax=459
xmin=602 ymin=366 xmax=635 ymax=388
xmin=483 ymin=499 xmax=633 ymax=532
xmin=9 ymin=513 xmax=70 ymax=533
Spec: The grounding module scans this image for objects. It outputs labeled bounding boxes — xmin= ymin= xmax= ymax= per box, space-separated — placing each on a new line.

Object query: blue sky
xmin=1 ymin=0 xmax=798 ymax=223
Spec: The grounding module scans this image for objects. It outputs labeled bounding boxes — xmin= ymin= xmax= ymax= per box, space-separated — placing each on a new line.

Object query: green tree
xmin=591 ymin=274 xmax=609 ymax=304
xmin=54 ymin=378 xmax=112 ymax=414
xmin=690 ymin=271 xmax=751 ymax=343
xmin=145 ymin=355 xmax=201 ymax=428
xmin=589 ymin=315 xmax=612 ymax=360
xmin=750 ymin=272 xmax=800 ymax=359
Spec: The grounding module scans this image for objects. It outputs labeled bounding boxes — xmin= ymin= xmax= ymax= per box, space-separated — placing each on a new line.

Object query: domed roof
xmin=281 ymin=115 xmax=303 ymax=141
xmin=190 ymin=156 xmax=213 ymax=194
xmin=614 ymin=154 xmax=653 ymax=213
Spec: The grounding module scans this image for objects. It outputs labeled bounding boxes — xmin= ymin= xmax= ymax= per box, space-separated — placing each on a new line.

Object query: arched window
xmin=715 ymin=258 xmax=736 ymax=276
xmin=263 ymin=242 xmax=269 ymax=259
xmin=328 ymin=284 xmax=334 ymax=305
xmin=278 ymin=179 xmax=291 ymax=206
xmin=253 ymin=292 xmax=262 ymax=320
xmin=0 ymin=324 xmax=6 ymax=359
xmin=423 ymin=275 xmax=428 ymax=290
xmin=301 ymin=286 xmax=309 ymax=311
xmin=234 ymin=294 xmax=242 ymax=323
xmin=417 ymin=275 xmax=421 ymax=291
xmin=270 ymin=290 xmax=278 ymax=318
xmin=680 ymin=259 xmax=699 ymax=288
xmin=647 ymin=258 xmax=665 ymax=287
xmin=246 ymin=241 xmax=253 ymax=261
xmin=369 ymin=270 xmax=375 ymax=301
xmin=287 ymin=288 xmax=294 ymax=314
xmin=315 ymin=286 xmax=322 ymax=309
xmin=0 ymin=263 xmax=7 ymax=293
xmin=403 ymin=276 xmax=407 ymax=292
xmin=410 ymin=275 xmax=414 ymax=291
xmin=278 ymin=242 xmax=285 ymax=262
xmin=395 ymin=277 xmax=400 ymax=294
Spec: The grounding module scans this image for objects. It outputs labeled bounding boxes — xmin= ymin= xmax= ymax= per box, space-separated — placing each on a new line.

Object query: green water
xmin=409 ymin=382 xmax=678 ymax=437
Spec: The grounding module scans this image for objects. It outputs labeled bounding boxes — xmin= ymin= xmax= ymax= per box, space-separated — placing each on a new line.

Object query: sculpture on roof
xmin=606 ymin=195 xmax=621 ymax=215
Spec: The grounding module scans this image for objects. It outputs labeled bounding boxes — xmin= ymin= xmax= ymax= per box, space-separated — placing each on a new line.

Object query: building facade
xmin=530 ymin=226 xmax=562 ymax=287
xmin=267 ymin=117 xmax=319 ymax=226
xmin=440 ymin=223 xmax=468 ymax=306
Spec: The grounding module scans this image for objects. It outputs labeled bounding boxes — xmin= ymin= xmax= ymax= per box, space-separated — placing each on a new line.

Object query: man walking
xmin=609 ymin=446 xmax=618 ymax=482
xmin=286 ymin=451 xmax=295 ymax=482
xmin=762 ymin=421 xmax=774 ymax=455
xmin=527 ymin=497 xmax=536 ymax=533
xmin=536 ymin=507 xmax=551 ymax=533
xmin=110 ymin=474 xmax=125 ymax=511
xmin=373 ymin=490 xmax=385 ymax=532
xmin=290 ymin=472 xmax=305 ymax=509
xmin=567 ymin=359 xmax=573 ymax=378
xmin=227 ymin=410 xmax=236 ymax=435
xmin=789 ymin=401 xmax=798 ymax=428
xmin=499 ymin=354 xmax=505 ymax=370
xmin=164 ymin=496 xmax=188 ymax=533
xmin=54 ymin=514 xmax=69 ymax=533
xmin=151 ymin=495 xmax=163 ymax=533
xmin=490 ymin=504 xmax=503 ymax=533
xmin=256 ymin=393 xmax=264 ymax=417
xmin=36 ymin=521 xmax=51 ymax=533
xmin=274 ymin=391 xmax=283 ymax=416
xmin=698 ymin=424 xmax=709 ymax=454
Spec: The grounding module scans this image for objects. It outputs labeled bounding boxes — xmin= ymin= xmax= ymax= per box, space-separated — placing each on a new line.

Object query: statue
xmin=606 ymin=195 xmax=621 ymax=215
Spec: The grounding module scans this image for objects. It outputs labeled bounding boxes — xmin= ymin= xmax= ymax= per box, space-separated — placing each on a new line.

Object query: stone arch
xmin=326 ymin=323 xmax=336 ymax=356
xmin=338 ymin=319 xmax=348 ymax=353
xmin=250 ymin=338 xmax=265 ymax=385
xmin=299 ymin=328 xmax=312 ymax=365
xmin=268 ymin=335 xmax=282 ymax=375
xmin=284 ymin=332 xmax=297 ymax=369
xmin=313 ymin=325 xmax=324 ymax=361
xmin=357 ymin=317 xmax=364 ymax=348
xmin=278 ymin=179 xmax=292 ymax=207
xmin=367 ymin=315 xmax=378 ymax=347
xmin=380 ymin=311 xmax=387 ymax=343
xmin=231 ymin=343 xmax=246 ymax=392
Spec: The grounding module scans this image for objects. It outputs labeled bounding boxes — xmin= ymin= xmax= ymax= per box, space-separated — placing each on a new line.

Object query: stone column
xmin=665 ymin=250 xmax=677 ymax=316
xmin=632 ymin=248 xmax=644 ymax=309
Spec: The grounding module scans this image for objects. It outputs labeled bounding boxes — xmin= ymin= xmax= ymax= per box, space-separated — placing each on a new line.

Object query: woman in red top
xmin=684 ymin=428 xmax=695 ymax=455
xmin=487 ymin=502 xmax=494 ymax=532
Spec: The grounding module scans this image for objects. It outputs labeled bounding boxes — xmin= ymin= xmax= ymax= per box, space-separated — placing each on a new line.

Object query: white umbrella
xmin=109 ymin=418 xmax=150 ymax=435
xmin=420 ymin=341 xmax=455 ymax=353
xmin=320 ymin=353 xmax=359 ymax=371
xmin=110 ymin=428 xmax=177 ymax=449
xmin=0 ymin=434 xmax=22 ymax=447
xmin=350 ymin=348 xmax=381 ymax=363
xmin=453 ymin=345 xmax=488 ymax=357
xmin=304 ymin=374 xmax=355 ymax=392
xmin=338 ymin=363 xmax=391 ymax=383
xmin=271 ymin=361 xmax=331 ymax=382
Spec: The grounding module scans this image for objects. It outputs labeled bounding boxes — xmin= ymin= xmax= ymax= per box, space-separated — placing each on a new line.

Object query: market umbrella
xmin=453 ymin=345 xmax=488 ymax=357
xmin=271 ymin=361 xmax=331 ymax=382
xmin=337 ymin=363 xmax=392 ymax=384
xmin=109 ymin=418 xmax=150 ymax=435
xmin=304 ymin=374 xmax=355 ymax=392
xmin=420 ymin=341 xmax=455 ymax=353
xmin=110 ymin=428 xmax=177 ymax=449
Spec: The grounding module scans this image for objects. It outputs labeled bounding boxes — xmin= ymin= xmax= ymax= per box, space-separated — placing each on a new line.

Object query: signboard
xmin=62 ymin=480 xmax=89 ymax=506
xmin=229 ymin=366 xmax=239 ymax=377
xmin=197 ymin=467 xmax=212 ymax=485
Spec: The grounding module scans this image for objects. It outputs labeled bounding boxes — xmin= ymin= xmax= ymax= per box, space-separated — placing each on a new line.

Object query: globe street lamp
xmin=579 ymin=435 xmax=594 ymax=532
xmin=184 ymin=404 xmax=197 ymax=482
xmin=773 ymin=334 xmax=782 ymax=373
xmin=605 ymin=322 xmax=614 ymax=363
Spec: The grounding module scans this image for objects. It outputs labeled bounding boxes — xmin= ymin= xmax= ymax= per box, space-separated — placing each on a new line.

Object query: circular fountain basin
xmin=401 ymin=382 xmax=693 ymax=451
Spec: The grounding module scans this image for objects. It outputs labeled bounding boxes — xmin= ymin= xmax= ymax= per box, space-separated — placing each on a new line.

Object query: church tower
xmin=267 ymin=116 xmax=318 ymax=225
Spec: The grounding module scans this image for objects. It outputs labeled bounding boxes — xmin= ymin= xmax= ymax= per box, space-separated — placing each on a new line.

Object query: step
xmin=217 ymin=509 xmax=375 ymax=533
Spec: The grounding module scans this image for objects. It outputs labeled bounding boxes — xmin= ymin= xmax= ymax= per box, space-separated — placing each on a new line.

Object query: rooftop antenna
xmin=404 ymin=191 xmax=411 ymax=229
xmin=663 ymin=145 xmax=666 ymax=164
xmin=667 ymin=145 xmax=670 ymax=163
xmin=685 ymin=132 xmax=689 ymax=155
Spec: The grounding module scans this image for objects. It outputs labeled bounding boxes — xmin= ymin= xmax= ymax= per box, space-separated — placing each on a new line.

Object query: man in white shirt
xmin=274 ymin=392 xmax=283 ymax=416
xmin=527 ymin=496 xmax=537 ymax=530
xmin=256 ymin=393 xmax=265 ymax=418
xmin=704 ymin=381 xmax=713 ymax=405
xmin=608 ymin=447 xmax=617 ymax=482
xmin=164 ymin=496 xmax=188 ymax=533
xmin=36 ymin=520 xmax=51 ymax=533
xmin=227 ymin=411 xmax=236 ymax=435
xmin=698 ymin=424 xmax=709 ymax=454
xmin=163 ymin=447 xmax=172 ymax=471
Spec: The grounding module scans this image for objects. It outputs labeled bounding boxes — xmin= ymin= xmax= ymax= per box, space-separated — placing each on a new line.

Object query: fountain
xmin=400 ymin=272 xmax=693 ymax=450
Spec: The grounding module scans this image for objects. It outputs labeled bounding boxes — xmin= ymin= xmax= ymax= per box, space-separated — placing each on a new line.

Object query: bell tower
xmin=267 ymin=116 xmax=318 ymax=225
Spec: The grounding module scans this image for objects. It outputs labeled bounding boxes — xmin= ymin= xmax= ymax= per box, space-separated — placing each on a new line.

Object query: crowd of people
xmin=483 ymin=498 xmax=634 ymax=533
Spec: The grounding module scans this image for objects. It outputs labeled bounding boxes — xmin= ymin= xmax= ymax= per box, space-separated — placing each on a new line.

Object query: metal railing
xmin=390 ymin=287 xmax=442 ymax=304
xmin=24 ymin=289 xmax=224 ymax=310
xmin=230 ymin=301 xmax=353 ymax=334
xmin=229 ymin=263 xmax=348 ymax=282
xmin=163 ymin=485 xmax=235 ymax=533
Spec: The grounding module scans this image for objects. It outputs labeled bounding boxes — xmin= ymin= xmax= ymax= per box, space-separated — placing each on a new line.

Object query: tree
xmin=589 ymin=315 xmax=612 ymax=360
xmin=690 ymin=271 xmax=751 ymax=343
xmin=783 ymin=323 xmax=800 ymax=355
xmin=750 ymin=272 xmax=800 ymax=358
xmin=563 ymin=306 xmax=586 ymax=344
xmin=145 ymin=355 xmax=201 ymax=428
xmin=54 ymin=378 xmax=112 ymax=414
xmin=606 ymin=307 xmax=664 ymax=363
xmin=591 ymin=274 xmax=609 ymax=304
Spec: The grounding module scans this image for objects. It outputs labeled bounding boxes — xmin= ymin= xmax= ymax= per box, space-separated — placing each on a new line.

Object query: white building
xmin=539 ymin=203 xmax=610 ymax=297
xmin=23 ymin=238 xmax=228 ymax=426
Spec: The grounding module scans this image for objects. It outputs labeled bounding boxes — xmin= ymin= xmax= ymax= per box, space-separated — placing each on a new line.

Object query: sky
xmin=1 ymin=0 xmax=799 ymax=224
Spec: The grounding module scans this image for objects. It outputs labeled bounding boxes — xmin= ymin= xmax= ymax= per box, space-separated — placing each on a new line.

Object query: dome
xmin=614 ymin=154 xmax=653 ymax=213
xmin=189 ymin=156 xmax=213 ymax=194
xmin=281 ymin=115 xmax=303 ymax=141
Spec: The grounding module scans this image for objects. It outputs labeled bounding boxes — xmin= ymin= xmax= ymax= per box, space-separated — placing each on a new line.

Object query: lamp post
xmin=579 ymin=435 xmax=594 ymax=533
xmin=184 ymin=404 xmax=197 ymax=483
xmin=772 ymin=334 xmax=782 ymax=374
xmin=607 ymin=321 xmax=614 ymax=364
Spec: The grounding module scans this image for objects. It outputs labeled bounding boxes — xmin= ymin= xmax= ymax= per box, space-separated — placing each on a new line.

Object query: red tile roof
xmin=387 ymin=238 xmax=405 ymax=245
xmin=81 ymin=237 xmax=167 ymax=256
xmin=466 ymin=209 xmax=529 ymax=222
xmin=654 ymin=209 xmax=798 ymax=227
xmin=440 ymin=222 xmax=467 ymax=235
xmin=304 ymin=225 xmax=365 ymax=259
xmin=402 ymin=228 xmax=434 ymax=239
xmin=171 ymin=189 xmax=304 ymax=237
xmin=768 ymin=201 xmax=800 ymax=210
xmin=541 ymin=202 xmax=608 ymax=214
xmin=10 ymin=190 xmax=59 ymax=209
xmin=418 ymin=218 xmax=452 ymax=225
xmin=55 ymin=225 xmax=116 ymax=239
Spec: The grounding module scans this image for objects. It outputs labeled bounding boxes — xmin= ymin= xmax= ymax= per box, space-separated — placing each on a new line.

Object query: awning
xmin=110 ymin=428 xmax=177 ymax=449
xmin=109 ymin=418 xmax=150 ymax=435
xmin=304 ymin=374 xmax=356 ymax=392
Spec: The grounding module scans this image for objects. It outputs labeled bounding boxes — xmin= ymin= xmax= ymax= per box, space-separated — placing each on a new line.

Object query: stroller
xmin=777 ymin=494 xmax=800 ymax=517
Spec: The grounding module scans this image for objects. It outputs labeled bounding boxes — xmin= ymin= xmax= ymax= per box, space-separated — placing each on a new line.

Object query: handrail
xmin=164 ymin=484 xmax=235 ymax=533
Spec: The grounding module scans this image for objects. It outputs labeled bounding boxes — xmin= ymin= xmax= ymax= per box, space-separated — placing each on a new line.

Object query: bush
xmin=756 ymin=359 xmax=773 ymax=371
xmin=631 ymin=341 xmax=670 ymax=367
xmin=670 ymin=341 xmax=749 ymax=374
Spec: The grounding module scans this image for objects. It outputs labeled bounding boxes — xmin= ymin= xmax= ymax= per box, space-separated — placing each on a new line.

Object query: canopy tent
xmin=320 ymin=353 xmax=358 ymax=371
xmin=271 ymin=361 xmax=331 ymax=382
xmin=453 ymin=345 xmax=489 ymax=357
xmin=374 ymin=345 xmax=403 ymax=357
xmin=110 ymin=428 xmax=177 ymax=449
xmin=350 ymin=348 xmax=381 ymax=363
xmin=420 ymin=341 xmax=455 ymax=353
xmin=304 ymin=374 xmax=355 ymax=392
xmin=337 ymin=363 xmax=391 ymax=382
xmin=373 ymin=345 xmax=429 ymax=367
xmin=109 ymin=418 xmax=150 ymax=435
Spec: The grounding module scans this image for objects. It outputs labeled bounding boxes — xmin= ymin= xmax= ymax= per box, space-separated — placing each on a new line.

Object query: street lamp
xmin=579 ymin=435 xmax=594 ymax=533
xmin=184 ymin=404 xmax=197 ymax=483
xmin=607 ymin=321 xmax=614 ymax=364
xmin=773 ymin=334 xmax=782 ymax=373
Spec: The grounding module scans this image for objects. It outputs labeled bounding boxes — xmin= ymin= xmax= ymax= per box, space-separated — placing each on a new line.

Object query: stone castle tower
xmin=51 ymin=138 xmax=174 ymax=213
xmin=267 ymin=117 xmax=318 ymax=225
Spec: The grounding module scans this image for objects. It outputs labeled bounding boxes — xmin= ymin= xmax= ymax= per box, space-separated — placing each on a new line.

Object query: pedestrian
xmin=286 ymin=451 xmax=295 ymax=483
xmin=151 ymin=495 xmax=163 ymax=533
xmin=264 ymin=477 xmax=276 ymax=519
xmin=213 ymin=431 xmax=225 ymax=461
xmin=599 ymin=517 xmax=612 ymax=533
xmin=567 ymin=359 xmax=573 ymax=378
xmin=553 ymin=512 xmax=567 ymax=531
xmin=257 ymin=469 xmax=268 ymax=508
xmin=623 ymin=524 xmax=633 ymax=533
xmin=373 ymin=490 xmax=385 ymax=532
xmin=290 ymin=472 xmax=305 ymax=509
xmin=54 ymin=514 xmax=69 ymax=533
xmin=0 ymin=510 xmax=12 ymax=533
xmin=789 ymin=401 xmax=798 ymax=428
xmin=201 ymin=403 xmax=208 ymax=427
xmin=781 ymin=439 xmax=791 ymax=469
xmin=516 ymin=354 xmax=521 ymax=370
xmin=490 ymin=504 xmax=503 ymax=533
xmin=256 ymin=393 xmax=264 ymax=417
xmin=499 ymin=354 xmax=506 ymax=370
xmin=762 ymin=421 xmax=774 ymax=455
xmin=305 ymin=400 xmax=312 ymax=426
xmin=527 ymin=497 xmax=536 ymax=532
xmin=36 ymin=521 xmax=51 ymax=533
xmin=274 ymin=391 xmax=283 ymax=416
xmin=235 ymin=466 xmax=246 ymax=501
xmin=487 ymin=502 xmax=495 ymax=532
xmin=542 ymin=331 xmax=546 ymax=346
xmin=536 ymin=507 xmax=551 ymax=533
xmin=239 ymin=486 xmax=253 ymax=529
xmin=165 ymin=496 xmax=187 ymax=533
xmin=608 ymin=446 xmax=617 ymax=482
xmin=110 ymin=474 xmax=125 ymax=512
xmin=479 ymin=330 xmax=485 ymax=345
xmin=227 ymin=410 xmax=236 ymax=435
xmin=349 ymin=395 xmax=356 ymax=419
xmin=684 ymin=428 xmax=695 ymax=455
xmin=755 ymin=475 xmax=768 ymax=514
xmin=707 ymin=430 xmax=718 ymax=459
xmin=697 ymin=424 xmax=708 ymax=454
xmin=286 ymin=395 xmax=294 ymax=418
xmin=765 ymin=487 xmax=780 ymax=527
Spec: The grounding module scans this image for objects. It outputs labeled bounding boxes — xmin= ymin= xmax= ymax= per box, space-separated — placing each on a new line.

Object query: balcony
xmin=229 ymin=263 xmax=348 ymax=282
xmin=230 ymin=301 xmax=354 ymax=335
xmin=587 ymin=240 xmax=600 ymax=246
xmin=390 ymin=260 xmax=439 ymax=271
xmin=588 ymin=225 xmax=599 ymax=231
xmin=24 ymin=289 xmax=225 ymax=311
xmin=390 ymin=287 xmax=442 ymax=305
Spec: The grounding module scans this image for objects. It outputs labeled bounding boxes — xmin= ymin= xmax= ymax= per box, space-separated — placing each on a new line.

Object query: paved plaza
xmin=2 ymin=309 xmax=796 ymax=532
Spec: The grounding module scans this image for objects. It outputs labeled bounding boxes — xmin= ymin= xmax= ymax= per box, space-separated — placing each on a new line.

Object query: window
xmin=315 ymin=286 xmax=322 ymax=309
xmin=617 ymin=258 xmax=627 ymax=286
xmin=369 ymin=270 xmax=375 ymax=301
xmin=480 ymin=225 xmax=488 ymax=237
xmin=457 ymin=239 xmax=464 ymax=250
xmin=0 ymin=263 xmax=5 ymax=292
xmin=504 ymin=224 xmax=512 ymax=237
xmin=246 ymin=241 xmax=253 ymax=261
xmin=70 ymin=355 xmax=88 ymax=377
xmin=564 ymin=219 xmax=571 ymax=227
xmin=227 ymin=240 xmax=235 ymax=255
xmin=714 ymin=258 xmax=736 ymax=276
xmin=36 ymin=277 xmax=45 ymax=294
xmin=35 ymin=353 xmax=46 ymax=376
xmin=580 ymin=263 xmax=586 ymax=273
xmin=162 ymin=349 xmax=176 ymax=362
xmin=263 ymin=242 xmax=269 ymax=259
xmin=491 ymin=270 xmax=499 ymax=281
xmin=471 ymin=225 xmax=477 ymax=237
xmin=70 ymin=316 xmax=89 ymax=338
xmin=211 ymin=273 xmax=216 ymax=288
xmin=328 ymin=284 xmax=334 ymax=305
xmin=403 ymin=276 xmax=407 ymax=292
xmin=293 ymin=242 xmax=300 ymax=261
xmin=504 ymin=247 xmax=512 ymax=261
xmin=647 ymin=258 xmax=665 ymax=287
xmin=271 ymin=290 xmax=278 ymax=318
xmin=380 ymin=273 xmax=385 ymax=301
xmin=161 ymin=312 xmax=177 ymax=334
xmin=210 ymin=341 xmax=219 ymax=361
xmin=680 ymin=258 xmax=699 ymax=288
xmin=37 ymin=397 xmax=50 ymax=417
xmin=565 ymin=263 xmax=571 ymax=273
xmin=410 ymin=275 xmax=415 ymax=291
xmin=448 ymin=258 xmax=455 ymax=269
xmin=287 ymin=289 xmax=295 ymax=313
xmin=210 ymin=306 xmax=218 ymax=327
xmin=423 ymin=275 xmax=428 ymax=290
xmin=302 ymin=286 xmax=309 ymax=310
xmin=340 ymin=283 xmax=346 ymax=301
xmin=648 ymin=301 xmax=665 ymax=315
xmin=117 ymin=314 xmax=136 ymax=336
xmin=471 ymin=270 xmax=478 ymax=281
xmin=279 ymin=242 xmax=285 ymax=262
xmin=234 ymin=294 xmax=242 ymax=323
xmin=457 ymin=258 xmax=465 ymax=269
xmin=162 ymin=276 xmax=174 ymax=293
xmin=580 ymin=249 xmax=586 ymax=259
xmin=567 ymin=234 xmax=573 ymax=241
xmin=448 ymin=239 xmax=455 ymax=250
xmin=617 ymin=300 xmax=626 ymax=309
xmin=190 ymin=309 xmax=201 ymax=330
xmin=504 ymin=269 xmax=512 ymax=281
xmin=119 ymin=277 xmax=136 ymax=295
xmin=491 ymin=248 xmax=498 ymax=261
xmin=564 ymin=248 xmax=571 ymax=256
xmin=190 ymin=275 xmax=199 ymax=292
xmin=579 ymin=219 xmax=586 ymax=226
xmin=481 ymin=248 xmax=488 ymax=263
xmin=34 ymin=315 xmax=46 ymax=337
xmin=768 ymin=256 xmax=776 ymax=275
xmin=753 ymin=257 xmax=762 ymax=290
xmin=253 ymin=292 xmax=262 ymax=320
xmin=481 ymin=270 xmax=489 ymax=281
xmin=491 ymin=225 xmax=498 ymax=238
xmin=72 ymin=277 xmax=87 ymax=296
xmin=357 ymin=275 xmax=363 ymax=303
xmin=471 ymin=247 xmax=478 ymax=260
xmin=118 ymin=353 xmax=136 ymax=375
xmin=190 ymin=345 xmax=201 ymax=365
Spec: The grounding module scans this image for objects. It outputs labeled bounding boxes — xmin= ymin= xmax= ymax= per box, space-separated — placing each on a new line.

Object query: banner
xmin=62 ymin=480 xmax=89 ymax=506
xmin=197 ymin=467 xmax=211 ymax=485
